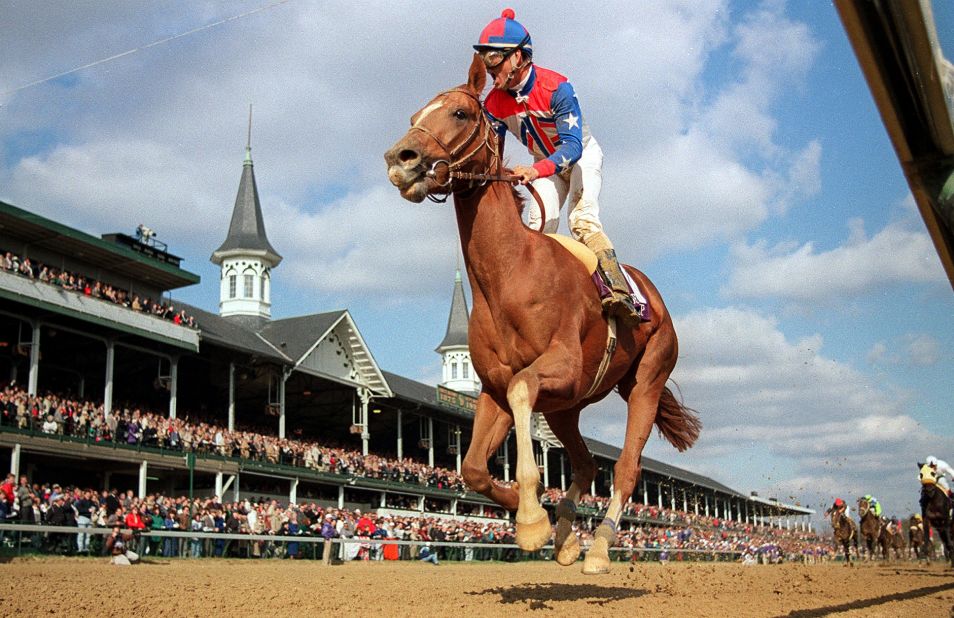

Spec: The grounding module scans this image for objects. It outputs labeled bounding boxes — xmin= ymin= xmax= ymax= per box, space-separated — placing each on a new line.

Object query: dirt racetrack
xmin=3 ymin=558 xmax=954 ymax=617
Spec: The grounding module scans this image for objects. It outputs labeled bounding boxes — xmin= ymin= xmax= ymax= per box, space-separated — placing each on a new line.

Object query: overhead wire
xmin=0 ymin=0 xmax=292 ymax=101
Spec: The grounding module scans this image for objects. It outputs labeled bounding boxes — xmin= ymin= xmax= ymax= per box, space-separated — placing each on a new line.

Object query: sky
xmin=2 ymin=0 xmax=953 ymax=522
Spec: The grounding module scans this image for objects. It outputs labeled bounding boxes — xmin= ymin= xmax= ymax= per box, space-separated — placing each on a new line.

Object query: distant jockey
xmin=473 ymin=8 xmax=645 ymax=326
xmin=926 ymin=456 xmax=954 ymax=497
xmin=862 ymin=494 xmax=882 ymax=517
xmin=827 ymin=497 xmax=847 ymax=517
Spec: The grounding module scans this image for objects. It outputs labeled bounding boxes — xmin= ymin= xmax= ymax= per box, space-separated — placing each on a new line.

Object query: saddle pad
xmin=545 ymin=233 xmax=597 ymax=274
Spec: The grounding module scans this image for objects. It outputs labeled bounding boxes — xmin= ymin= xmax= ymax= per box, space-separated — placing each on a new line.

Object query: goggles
xmin=478 ymin=33 xmax=530 ymax=68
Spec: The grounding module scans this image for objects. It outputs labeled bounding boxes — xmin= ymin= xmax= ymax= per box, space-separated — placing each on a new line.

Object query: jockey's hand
xmin=510 ymin=165 xmax=539 ymax=185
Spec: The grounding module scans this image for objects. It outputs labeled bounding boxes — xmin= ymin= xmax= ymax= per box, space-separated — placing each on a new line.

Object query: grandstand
xmin=0 ymin=144 xmax=813 ymax=539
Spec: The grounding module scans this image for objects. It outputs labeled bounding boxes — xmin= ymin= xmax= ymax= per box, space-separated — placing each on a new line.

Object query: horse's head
xmin=857 ymin=498 xmax=869 ymax=517
xmin=919 ymin=462 xmax=938 ymax=486
xmin=385 ymin=55 xmax=496 ymax=202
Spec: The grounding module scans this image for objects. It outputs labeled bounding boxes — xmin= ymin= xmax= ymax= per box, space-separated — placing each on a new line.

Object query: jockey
xmin=927 ymin=456 xmax=954 ymax=496
xmin=862 ymin=494 xmax=882 ymax=517
xmin=473 ymin=8 xmax=644 ymax=326
xmin=827 ymin=497 xmax=847 ymax=516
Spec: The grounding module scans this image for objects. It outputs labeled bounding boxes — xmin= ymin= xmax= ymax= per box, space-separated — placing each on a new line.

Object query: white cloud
xmin=582 ymin=305 xmax=949 ymax=515
xmin=724 ymin=218 xmax=947 ymax=301
xmin=905 ymin=333 xmax=941 ymax=367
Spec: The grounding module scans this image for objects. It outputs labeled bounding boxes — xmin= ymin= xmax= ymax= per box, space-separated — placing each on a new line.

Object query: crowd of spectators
xmin=0 ymin=384 xmax=830 ymax=563
xmin=0 ymin=385 xmax=466 ymax=493
xmin=0 ymin=474 xmax=828 ymax=564
xmin=0 ymin=249 xmax=196 ymax=328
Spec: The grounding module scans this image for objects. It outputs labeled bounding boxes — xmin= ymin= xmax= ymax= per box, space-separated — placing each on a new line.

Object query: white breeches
xmin=938 ymin=476 xmax=950 ymax=493
xmin=526 ymin=137 xmax=604 ymax=242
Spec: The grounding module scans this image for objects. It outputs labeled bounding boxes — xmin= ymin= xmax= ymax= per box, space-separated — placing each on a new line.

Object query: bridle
xmin=406 ymin=87 xmax=546 ymax=230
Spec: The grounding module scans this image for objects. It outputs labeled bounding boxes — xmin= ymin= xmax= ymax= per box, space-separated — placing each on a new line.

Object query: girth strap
xmin=582 ymin=316 xmax=617 ymax=400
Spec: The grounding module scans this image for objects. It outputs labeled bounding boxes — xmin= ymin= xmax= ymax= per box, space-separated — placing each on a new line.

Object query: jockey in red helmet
xmin=473 ymin=9 xmax=646 ymax=326
xmin=828 ymin=498 xmax=847 ymax=516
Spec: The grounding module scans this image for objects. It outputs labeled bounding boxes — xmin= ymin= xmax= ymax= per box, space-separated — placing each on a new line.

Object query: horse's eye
xmin=453 ymin=109 xmax=467 ymax=120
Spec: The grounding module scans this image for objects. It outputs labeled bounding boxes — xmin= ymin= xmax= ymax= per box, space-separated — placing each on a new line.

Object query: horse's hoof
xmin=582 ymin=537 xmax=611 ymax=575
xmin=515 ymin=511 xmax=552 ymax=551
xmin=555 ymin=533 xmax=580 ymax=566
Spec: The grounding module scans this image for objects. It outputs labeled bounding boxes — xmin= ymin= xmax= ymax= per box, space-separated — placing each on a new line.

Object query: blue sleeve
xmin=543 ymin=81 xmax=584 ymax=173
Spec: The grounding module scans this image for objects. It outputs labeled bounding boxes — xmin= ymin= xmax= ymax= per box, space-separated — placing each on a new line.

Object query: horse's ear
xmin=918 ymin=462 xmax=924 ymax=469
xmin=468 ymin=53 xmax=486 ymax=95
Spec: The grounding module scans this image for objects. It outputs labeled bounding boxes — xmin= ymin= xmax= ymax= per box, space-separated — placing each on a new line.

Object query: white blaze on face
xmin=413 ymin=100 xmax=444 ymax=127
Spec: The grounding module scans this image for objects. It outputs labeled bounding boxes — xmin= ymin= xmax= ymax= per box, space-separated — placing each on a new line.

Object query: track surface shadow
xmin=468 ymin=582 xmax=648 ymax=611
xmin=776 ymin=581 xmax=954 ymax=617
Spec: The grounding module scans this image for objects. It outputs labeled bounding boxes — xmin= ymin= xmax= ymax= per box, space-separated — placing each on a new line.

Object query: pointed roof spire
xmin=212 ymin=105 xmax=282 ymax=266
xmin=436 ymin=267 xmax=469 ymax=351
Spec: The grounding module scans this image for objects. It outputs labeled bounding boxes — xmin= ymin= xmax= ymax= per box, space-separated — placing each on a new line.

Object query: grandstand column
xmin=683 ymin=488 xmax=687 ymax=512
xmin=27 ymin=321 xmax=40 ymax=396
xmin=608 ymin=465 xmax=613 ymax=497
xmin=657 ymin=482 xmax=662 ymax=509
xmin=451 ymin=498 xmax=457 ymax=515
xmin=228 ymin=362 xmax=235 ymax=432
xmin=290 ymin=478 xmax=298 ymax=505
xmin=694 ymin=492 xmax=699 ymax=515
xmin=396 ymin=409 xmax=403 ymax=459
xmin=168 ymin=355 xmax=179 ymax=419
xmin=559 ymin=453 xmax=566 ymax=491
xmin=10 ymin=443 xmax=20 ymax=478
xmin=138 ymin=461 xmax=148 ymax=498
xmin=542 ymin=443 xmax=550 ymax=488
xmin=454 ymin=425 xmax=462 ymax=473
xmin=278 ymin=370 xmax=287 ymax=439
xmin=704 ymin=494 xmax=709 ymax=517
xmin=337 ymin=486 xmax=344 ymax=509
xmin=591 ymin=478 xmax=596 ymax=497
xmin=380 ymin=492 xmax=386 ymax=508
xmin=427 ymin=417 xmax=434 ymax=467
xmin=642 ymin=481 xmax=648 ymax=505
xmin=104 ymin=340 xmax=115 ymax=414
xmin=215 ymin=472 xmax=223 ymax=499
xmin=670 ymin=483 xmax=676 ymax=510
xmin=503 ymin=434 xmax=510 ymax=482
xmin=359 ymin=389 xmax=370 ymax=456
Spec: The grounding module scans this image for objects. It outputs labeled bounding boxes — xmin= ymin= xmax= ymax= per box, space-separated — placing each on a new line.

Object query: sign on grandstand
xmin=436 ymin=385 xmax=477 ymax=413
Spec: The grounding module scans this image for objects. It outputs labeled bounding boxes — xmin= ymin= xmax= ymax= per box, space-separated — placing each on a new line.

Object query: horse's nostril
xmin=398 ymin=149 xmax=420 ymax=165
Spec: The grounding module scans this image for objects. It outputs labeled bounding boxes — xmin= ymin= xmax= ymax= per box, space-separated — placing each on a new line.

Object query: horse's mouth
xmin=387 ymin=165 xmax=433 ymax=203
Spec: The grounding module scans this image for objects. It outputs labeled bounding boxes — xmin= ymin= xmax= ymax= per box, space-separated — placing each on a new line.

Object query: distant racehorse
xmin=908 ymin=515 xmax=929 ymax=561
xmin=828 ymin=507 xmax=858 ymax=566
xmin=857 ymin=498 xmax=882 ymax=560
xmin=919 ymin=462 xmax=954 ymax=567
xmin=385 ymin=55 xmax=701 ymax=574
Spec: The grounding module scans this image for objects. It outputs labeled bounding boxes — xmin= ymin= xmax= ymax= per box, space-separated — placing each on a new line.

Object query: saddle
xmin=545 ymin=234 xmax=651 ymax=320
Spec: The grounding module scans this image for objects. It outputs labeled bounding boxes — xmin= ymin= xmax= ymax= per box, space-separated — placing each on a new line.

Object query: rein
xmin=411 ymin=88 xmax=546 ymax=232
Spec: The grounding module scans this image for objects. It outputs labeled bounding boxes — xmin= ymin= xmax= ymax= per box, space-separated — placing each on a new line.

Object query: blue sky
xmin=2 ymin=0 xmax=953 ymax=520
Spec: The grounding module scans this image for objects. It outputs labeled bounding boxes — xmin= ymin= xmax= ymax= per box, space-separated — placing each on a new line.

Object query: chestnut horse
xmin=385 ymin=55 xmax=700 ymax=574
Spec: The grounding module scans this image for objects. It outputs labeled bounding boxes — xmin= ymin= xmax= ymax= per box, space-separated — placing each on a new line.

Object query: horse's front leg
xmin=461 ymin=393 xmax=518 ymax=511
xmin=508 ymin=344 xmax=582 ymax=552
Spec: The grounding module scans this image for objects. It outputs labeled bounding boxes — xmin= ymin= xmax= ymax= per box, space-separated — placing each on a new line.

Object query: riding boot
xmin=594 ymin=248 xmax=643 ymax=327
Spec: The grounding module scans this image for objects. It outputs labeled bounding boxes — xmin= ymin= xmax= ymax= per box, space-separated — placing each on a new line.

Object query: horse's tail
xmin=655 ymin=385 xmax=701 ymax=452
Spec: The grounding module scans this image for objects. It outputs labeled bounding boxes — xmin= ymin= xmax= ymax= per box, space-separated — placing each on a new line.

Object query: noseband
xmin=406 ymin=88 xmax=546 ymax=228
xmin=407 ymin=88 xmax=501 ymax=203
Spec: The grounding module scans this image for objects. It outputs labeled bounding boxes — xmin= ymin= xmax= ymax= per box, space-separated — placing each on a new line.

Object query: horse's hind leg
xmin=542 ymin=407 xmax=596 ymax=566
xmin=461 ymin=393 xmax=519 ymax=511
xmin=582 ymin=327 xmax=677 ymax=575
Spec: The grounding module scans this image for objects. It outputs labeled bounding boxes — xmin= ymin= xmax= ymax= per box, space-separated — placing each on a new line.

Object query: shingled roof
xmin=435 ymin=269 xmax=469 ymax=351
xmin=211 ymin=146 xmax=282 ymax=266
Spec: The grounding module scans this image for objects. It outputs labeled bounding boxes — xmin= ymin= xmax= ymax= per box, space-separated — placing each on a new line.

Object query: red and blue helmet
xmin=474 ymin=8 xmax=533 ymax=56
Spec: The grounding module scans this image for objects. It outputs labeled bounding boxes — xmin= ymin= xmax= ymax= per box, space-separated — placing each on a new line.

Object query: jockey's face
xmin=486 ymin=49 xmax=527 ymax=90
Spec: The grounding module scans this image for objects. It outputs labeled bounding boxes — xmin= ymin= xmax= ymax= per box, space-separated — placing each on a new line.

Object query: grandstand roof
xmin=582 ymin=435 xmax=746 ymax=499
xmin=211 ymin=149 xmax=282 ymax=266
xmin=0 ymin=200 xmax=200 ymax=290
xmin=181 ymin=303 xmax=391 ymax=396
xmin=435 ymin=269 xmax=469 ymax=351
xmin=381 ymin=370 xmax=475 ymax=422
